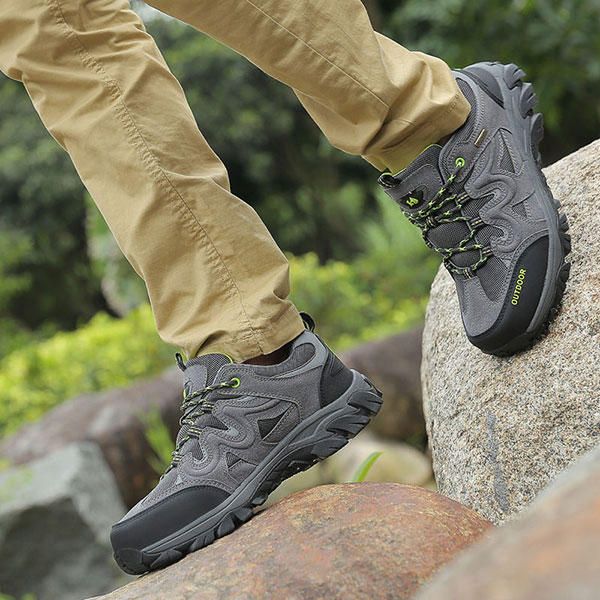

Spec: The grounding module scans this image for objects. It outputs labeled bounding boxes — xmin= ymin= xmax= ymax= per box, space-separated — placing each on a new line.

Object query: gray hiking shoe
xmin=110 ymin=316 xmax=382 ymax=574
xmin=380 ymin=62 xmax=571 ymax=356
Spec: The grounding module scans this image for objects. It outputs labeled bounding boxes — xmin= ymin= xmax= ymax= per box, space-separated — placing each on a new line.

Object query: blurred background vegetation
xmin=0 ymin=0 xmax=599 ymax=436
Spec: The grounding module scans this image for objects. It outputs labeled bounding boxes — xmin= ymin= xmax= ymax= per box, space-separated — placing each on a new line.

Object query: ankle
xmin=243 ymin=342 xmax=291 ymax=366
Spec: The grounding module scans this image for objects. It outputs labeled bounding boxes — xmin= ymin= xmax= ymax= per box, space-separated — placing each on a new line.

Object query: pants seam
xmin=241 ymin=0 xmax=390 ymax=110
xmin=45 ymin=0 xmax=265 ymax=355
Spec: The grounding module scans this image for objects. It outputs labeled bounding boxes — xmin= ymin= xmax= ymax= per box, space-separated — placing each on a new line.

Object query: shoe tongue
xmin=182 ymin=353 xmax=233 ymax=394
xmin=380 ymin=144 xmax=445 ymax=213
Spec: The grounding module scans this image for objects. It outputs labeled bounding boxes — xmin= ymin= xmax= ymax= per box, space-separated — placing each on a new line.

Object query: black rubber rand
xmin=468 ymin=236 xmax=548 ymax=353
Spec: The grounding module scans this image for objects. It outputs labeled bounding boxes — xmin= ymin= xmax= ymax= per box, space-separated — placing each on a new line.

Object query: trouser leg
xmin=146 ymin=0 xmax=471 ymax=172
xmin=0 ymin=0 xmax=304 ymax=361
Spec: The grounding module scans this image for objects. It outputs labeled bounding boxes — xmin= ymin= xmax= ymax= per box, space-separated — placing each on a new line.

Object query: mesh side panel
xmin=497 ymin=131 xmax=517 ymax=174
xmin=462 ymin=195 xmax=492 ymax=218
xmin=499 ymin=146 xmax=516 ymax=173
xmin=258 ymin=414 xmax=284 ymax=439
xmin=187 ymin=353 xmax=232 ymax=385
xmin=190 ymin=441 xmax=203 ymax=461
xmin=176 ymin=424 xmax=190 ymax=447
xmin=477 ymin=257 xmax=509 ymax=301
xmin=426 ymin=221 xmax=470 ymax=249
xmin=513 ymin=200 xmax=527 ymax=217
xmin=476 ymin=224 xmax=503 ymax=246
xmin=450 ymin=250 xmax=481 ymax=268
xmin=226 ymin=451 xmax=241 ymax=468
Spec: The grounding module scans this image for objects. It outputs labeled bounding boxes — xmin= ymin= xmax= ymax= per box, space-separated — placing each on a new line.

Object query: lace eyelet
xmin=230 ymin=377 xmax=241 ymax=388
xmin=455 ymin=156 xmax=466 ymax=168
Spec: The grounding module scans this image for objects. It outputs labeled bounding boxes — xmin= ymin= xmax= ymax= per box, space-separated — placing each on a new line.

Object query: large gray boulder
xmin=0 ymin=368 xmax=181 ymax=508
xmin=415 ymin=442 xmax=600 ymax=600
xmin=421 ymin=139 xmax=600 ymax=524
xmin=0 ymin=443 xmax=130 ymax=600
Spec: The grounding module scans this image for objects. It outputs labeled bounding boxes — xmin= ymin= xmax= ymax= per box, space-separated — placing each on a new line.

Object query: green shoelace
xmin=407 ymin=157 xmax=493 ymax=278
xmin=164 ymin=375 xmax=240 ymax=475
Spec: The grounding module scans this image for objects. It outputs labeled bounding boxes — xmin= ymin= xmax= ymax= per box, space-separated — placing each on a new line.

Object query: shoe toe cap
xmin=464 ymin=236 xmax=550 ymax=354
xmin=110 ymin=485 xmax=230 ymax=554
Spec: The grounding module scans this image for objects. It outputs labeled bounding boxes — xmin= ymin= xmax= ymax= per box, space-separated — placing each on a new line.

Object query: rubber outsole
xmin=113 ymin=374 xmax=383 ymax=575
xmin=464 ymin=62 xmax=571 ymax=357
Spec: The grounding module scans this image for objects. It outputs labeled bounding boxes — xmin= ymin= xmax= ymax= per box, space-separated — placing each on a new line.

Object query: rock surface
xmin=96 ymin=483 xmax=491 ymax=600
xmin=0 ymin=443 xmax=129 ymax=600
xmin=0 ymin=368 xmax=181 ymax=508
xmin=341 ymin=327 xmax=424 ymax=442
xmin=415 ymin=442 xmax=600 ymax=600
xmin=422 ymin=140 xmax=600 ymax=523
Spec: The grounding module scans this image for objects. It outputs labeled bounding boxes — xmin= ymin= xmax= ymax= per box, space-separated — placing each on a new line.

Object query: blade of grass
xmin=350 ymin=451 xmax=383 ymax=482
xmin=140 ymin=408 xmax=175 ymax=476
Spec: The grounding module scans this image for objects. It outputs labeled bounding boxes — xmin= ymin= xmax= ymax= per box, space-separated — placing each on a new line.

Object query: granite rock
xmin=415 ymin=443 xmax=600 ymax=600
xmin=0 ymin=443 xmax=129 ymax=600
xmin=0 ymin=368 xmax=181 ymax=508
xmin=421 ymin=140 xmax=600 ymax=523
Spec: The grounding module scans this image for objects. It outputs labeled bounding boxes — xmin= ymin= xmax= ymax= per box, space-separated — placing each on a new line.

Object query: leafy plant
xmin=141 ymin=408 xmax=175 ymax=476
xmin=0 ymin=305 xmax=173 ymax=437
xmin=351 ymin=451 xmax=383 ymax=483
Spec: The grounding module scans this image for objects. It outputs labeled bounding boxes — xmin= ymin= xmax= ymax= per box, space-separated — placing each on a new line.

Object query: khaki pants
xmin=0 ymin=0 xmax=469 ymax=361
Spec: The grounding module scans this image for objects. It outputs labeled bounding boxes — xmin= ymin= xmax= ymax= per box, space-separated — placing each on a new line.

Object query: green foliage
xmin=141 ymin=408 xmax=175 ymax=477
xmin=0 ymin=76 xmax=106 ymax=330
xmin=290 ymin=191 xmax=439 ymax=349
xmin=351 ymin=451 xmax=383 ymax=483
xmin=385 ymin=0 xmax=600 ymax=163
xmin=0 ymin=225 xmax=37 ymax=358
xmin=0 ymin=305 xmax=173 ymax=437
xmin=0 ymin=227 xmax=30 ymax=310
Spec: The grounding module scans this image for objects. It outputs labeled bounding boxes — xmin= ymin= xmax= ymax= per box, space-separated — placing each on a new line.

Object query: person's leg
xmin=145 ymin=1 xmax=569 ymax=357
xmin=0 ymin=0 xmax=304 ymax=362
xmin=145 ymin=0 xmax=470 ymax=173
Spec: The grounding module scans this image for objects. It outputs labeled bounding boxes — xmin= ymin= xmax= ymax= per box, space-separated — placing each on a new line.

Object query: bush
xmin=0 ymin=305 xmax=172 ymax=437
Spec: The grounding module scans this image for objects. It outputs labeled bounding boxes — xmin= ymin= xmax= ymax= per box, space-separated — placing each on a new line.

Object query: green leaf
xmin=351 ymin=451 xmax=383 ymax=483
